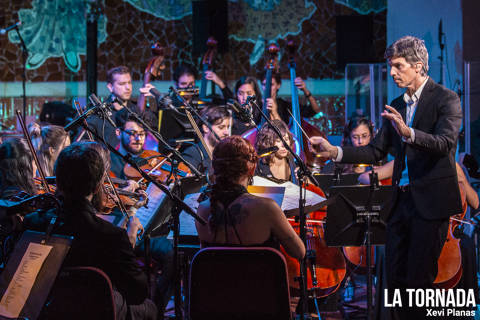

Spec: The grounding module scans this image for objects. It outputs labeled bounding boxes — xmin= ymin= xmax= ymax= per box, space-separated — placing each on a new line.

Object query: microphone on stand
xmin=257 ymin=146 xmax=279 ymax=158
xmin=89 ymin=94 xmax=117 ymax=129
xmin=150 ymin=88 xmax=184 ymax=116
xmin=0 ymin=21 xmax=21 ymax=35
xmin=227 ymin=99 xmax=256 ymax=126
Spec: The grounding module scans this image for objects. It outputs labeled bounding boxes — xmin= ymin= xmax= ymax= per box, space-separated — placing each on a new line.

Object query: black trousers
xmin=385 ymin=188 xmax=449 ymax=319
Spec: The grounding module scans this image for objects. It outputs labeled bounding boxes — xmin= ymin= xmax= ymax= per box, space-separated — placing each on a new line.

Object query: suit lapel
xmin=412 ymin=77 xmax=434 ymax=128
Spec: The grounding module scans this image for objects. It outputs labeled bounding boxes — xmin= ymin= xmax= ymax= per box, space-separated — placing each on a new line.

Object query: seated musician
xmin=29 ymin=123 xmax=71 ymax=176
xmin=54 ymin=141 xmax=157 ymax=319
xmin=321 ymin=117 xmax=393 ymax=178
xmin=84 ymin=66 xmax=155 ymax=148
xmin=231 ymin=76 xmax=264 ymax=135
xmin=182 ymin=105 xmax=232 ymax=172
xmin=254 ymin=119 xmax=298 ymax=184
xmin=195 ymin=135 xmax=305 ymax=260
xmin=110 ymin=113 xmax=147 ymax=180
xmin=0 ymin=138 xmax=38 ymax=200
xmin=261 ymin=72 xmax=321 ymax=125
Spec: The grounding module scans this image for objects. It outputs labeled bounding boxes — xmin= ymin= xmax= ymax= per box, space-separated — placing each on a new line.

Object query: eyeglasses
xmin=123 ymin=130 xmax=146 ymax=139
xmin=351 ymin=134 xmax=371 ymax=141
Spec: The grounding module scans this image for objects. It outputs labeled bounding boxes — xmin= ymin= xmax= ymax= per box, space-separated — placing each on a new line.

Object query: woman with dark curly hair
xmin=195 ymin=135 xmax=305 ymax=260
xmin=254 ymin=119 xmax=298 ymax=184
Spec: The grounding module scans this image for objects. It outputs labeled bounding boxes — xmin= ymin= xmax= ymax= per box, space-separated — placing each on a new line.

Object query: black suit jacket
xmin=58 ymin=198 xmax=148 ymax=305
xmin=342 ymin=78 xmax=463 ymax=220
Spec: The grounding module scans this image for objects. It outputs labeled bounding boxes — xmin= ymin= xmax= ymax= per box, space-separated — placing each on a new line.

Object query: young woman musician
xmin=0 ymin=138 xmax=38 ymax=199
xmin=231 ymin=76 xmax=264 ymax=135
xmin=254 ymin=119 xmax=297 ymax=183
xmin=195 ymin=135 xmax=305 ymax=260
xmin=29 ymin=123 xmax=71 ymax=176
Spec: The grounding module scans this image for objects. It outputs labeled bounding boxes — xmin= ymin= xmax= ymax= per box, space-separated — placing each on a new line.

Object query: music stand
xmin=325 ymin=180 xmax=392 ymax=320
xmin=0 ymin=230 xmax=72 ymax=320
xmin=313 ymin=173 xmax=360 ymax=196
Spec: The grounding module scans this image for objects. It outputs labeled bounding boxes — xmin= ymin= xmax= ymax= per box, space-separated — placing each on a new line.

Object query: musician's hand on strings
xmin=266 ymin=98 xmax=280 ymax=120
xmin=139 ymin=83 xmax=156 ymax=97
xmin=381 ymin=105 xmax=411 ymax=139
xmin=122 ymin=180 xmax=140 ymax=193
xmin=132 ymin=190 xmax=149 ymax=209
xmin=204 ymin=71 xmax=226 ymax=89
xmin=309 ymin=136 xmax=338 ymax=160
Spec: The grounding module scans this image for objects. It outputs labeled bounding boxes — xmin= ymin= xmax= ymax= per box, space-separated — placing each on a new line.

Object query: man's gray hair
xmin=385 ymin=36 xmax=429 ymax=76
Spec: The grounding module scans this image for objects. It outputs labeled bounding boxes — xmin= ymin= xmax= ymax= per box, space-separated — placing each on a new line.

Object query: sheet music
xmin=135 ymin=183 xmax=166 ymax=230
xmin=0 ymin=243 xmax=52 ymax=318
xmin=252 ymin=176 xmax=326 ymax=215
xmin=167 ymin=192 xmax=201 ymax=239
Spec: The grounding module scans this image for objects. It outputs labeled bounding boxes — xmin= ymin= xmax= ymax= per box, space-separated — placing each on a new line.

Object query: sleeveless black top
xmin=202 ymin=183 xmax=279 ymax=249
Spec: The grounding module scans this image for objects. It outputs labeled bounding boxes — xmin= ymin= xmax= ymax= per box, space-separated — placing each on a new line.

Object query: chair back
xmin=189 ymin=247 xmax=291 ymax=320
xmin=39 ymin=266 xmax=116 ymax=320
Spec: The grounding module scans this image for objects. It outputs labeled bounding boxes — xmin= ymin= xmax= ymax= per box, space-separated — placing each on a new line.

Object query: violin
xmin=137 ymin=43 xmax=166 ymax=113
xmin=123 ymin=149 xmax=191 ymax=185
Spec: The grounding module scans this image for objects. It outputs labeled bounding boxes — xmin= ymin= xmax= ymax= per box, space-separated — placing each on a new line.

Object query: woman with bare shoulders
xmin=195 ymin=135 xmax=305 ymax=260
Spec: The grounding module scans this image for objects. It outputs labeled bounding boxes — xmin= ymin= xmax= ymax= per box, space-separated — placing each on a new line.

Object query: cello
xmin=433 ymin=183 xmax=467 ymax=289
xmin=283 ymin=182 xmax=347 ymax=298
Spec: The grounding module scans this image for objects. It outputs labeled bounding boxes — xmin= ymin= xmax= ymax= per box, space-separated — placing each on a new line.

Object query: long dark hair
xmin=234 ymin=76 xmax=263 ymax=121
xmin=0 ymin=138 xmax=36 ymax=196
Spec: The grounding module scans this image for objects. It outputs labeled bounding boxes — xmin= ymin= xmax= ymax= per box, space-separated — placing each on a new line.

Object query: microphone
xmin=150 ymin=88 xmax=183 ymax=116
xmin=227 ymin=99 xmax=255 ymax=126
xmin=246 ymin=95 xmax=256 ymax=104
xmin=89 ymin=94 xmax=117 ymax=129
xmin=0 ymin=21 xmax=21 ymax=35
xmin=257 ymin=146 xmax=279 ymax=158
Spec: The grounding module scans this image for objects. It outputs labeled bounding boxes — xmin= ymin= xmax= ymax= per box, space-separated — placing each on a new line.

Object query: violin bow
xmin=72 ymin=99 xmax=130 ymax=218
xmin=15 ymin=111 xmax=51 ymax=193
xmin=185 ymin=109 xmax=213 ymax=160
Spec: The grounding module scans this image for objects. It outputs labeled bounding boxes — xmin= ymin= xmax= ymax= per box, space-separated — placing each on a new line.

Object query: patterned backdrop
xmin=0 ymin=0 xmax=386 ymax=134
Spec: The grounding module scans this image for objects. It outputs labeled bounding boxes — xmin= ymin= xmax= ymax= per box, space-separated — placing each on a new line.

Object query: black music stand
xmin=325 ymin=176 xmax=392 ymax=320
xmin=313 ymin=173 xmax=360 ymax=196
xmin=0 ymin=230 xmax=72 ymax=320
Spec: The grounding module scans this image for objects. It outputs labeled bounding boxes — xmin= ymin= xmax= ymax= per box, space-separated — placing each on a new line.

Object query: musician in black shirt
xmin=260 ymin=72 xmax=321 ymax=125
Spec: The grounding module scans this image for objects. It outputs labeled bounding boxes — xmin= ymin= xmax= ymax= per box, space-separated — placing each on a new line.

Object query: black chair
xmin=39 ymin=266 xmax=116 ymax=320
xmin=189 ymin=247 xmax=292 ymax=320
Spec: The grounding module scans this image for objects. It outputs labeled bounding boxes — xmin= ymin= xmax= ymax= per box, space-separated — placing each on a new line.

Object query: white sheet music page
xmin=0 ymin=242 xmax=52 ymax=318
xmin=252 ymin=176 xmax=326 ymax=215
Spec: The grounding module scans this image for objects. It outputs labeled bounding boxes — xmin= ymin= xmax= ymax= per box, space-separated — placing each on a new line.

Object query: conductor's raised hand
xmin=309 ymin=136 xmax=338 ymax=160
xmin=381 ymin=105 xmax=411 ymax=139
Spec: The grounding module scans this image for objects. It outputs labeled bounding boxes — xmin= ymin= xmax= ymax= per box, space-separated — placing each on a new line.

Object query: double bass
xmin=137 ymin=43 xmax=166 ymax=113
xmin=286 ymin=40 xmax=327 ymax=170
xmin=199 ymin=37 xmax=218 ymax=102
xmin=242 ymin=44 xmax=302 ymax=155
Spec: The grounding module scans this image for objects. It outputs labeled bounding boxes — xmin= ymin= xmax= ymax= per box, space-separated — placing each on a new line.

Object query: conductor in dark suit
xmin=310 ymin=36 xmax=462 ymax=317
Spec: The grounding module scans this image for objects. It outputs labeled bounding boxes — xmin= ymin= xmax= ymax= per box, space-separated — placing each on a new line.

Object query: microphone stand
xmin=107 ymin=101 xmax=207 ymax=319
xmin=12 ymin=25 xmax=28 ymax=121
xmin=169 ymin=87 xmax=221 ymax=142
xmin=249 ymin=97 xmax=319 ymax=320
